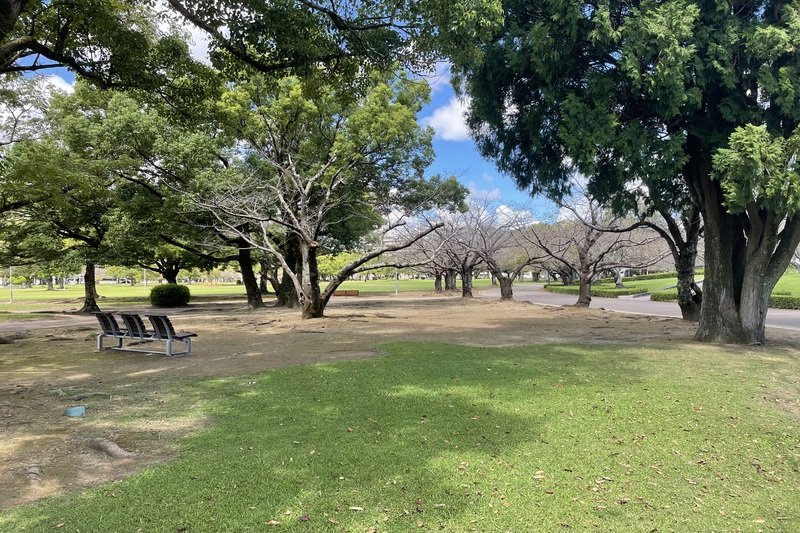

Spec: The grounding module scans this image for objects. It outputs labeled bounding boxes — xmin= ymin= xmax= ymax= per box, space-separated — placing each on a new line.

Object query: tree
xmin=520 ymin=192 xmax=667 ymax=308
xmin=166 ymin=0 xmax=502 ymax=79
xmin=198 ymin=73 xmax=465 ymax=318
xmin=454 ymin=0 xmax=800 ymax=343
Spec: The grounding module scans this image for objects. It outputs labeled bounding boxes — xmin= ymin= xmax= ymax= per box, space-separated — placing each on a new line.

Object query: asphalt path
xmin=480 ymin=283 xmax=800 ymax=334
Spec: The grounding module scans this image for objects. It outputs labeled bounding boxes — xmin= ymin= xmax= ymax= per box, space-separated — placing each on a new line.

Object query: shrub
xmin=769 ymin=295 xmax=800 ymax=309
xmin=543 ymin=285 xmax=647 ymax=298
xmin=649 ymin=291 xmax=679 ymax=302
xmin=150 ymin=283 xmax=191 ymax=307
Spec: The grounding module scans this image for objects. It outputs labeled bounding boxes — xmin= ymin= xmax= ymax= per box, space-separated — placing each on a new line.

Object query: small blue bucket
xmin=64 ymin=405 xmax=85 ymax=417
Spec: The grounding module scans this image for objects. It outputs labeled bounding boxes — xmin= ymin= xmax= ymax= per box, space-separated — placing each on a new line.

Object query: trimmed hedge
xmin=544 ymin=285 xmax=648 ymax=298
xmin=150 ymin=283 xmax=191 ymax=307
xmin=649 ymin=290 xmax=678 ymax=302
xmin=649 ymin=291 xmax=800 ymax=309
xmin=769 ymin=295 xmax=800 ymax=309
xmin=595 ymin=270 xmax=704 ymax=284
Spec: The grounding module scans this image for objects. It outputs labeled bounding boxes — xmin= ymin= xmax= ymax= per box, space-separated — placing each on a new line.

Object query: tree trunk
xmin=46 ymin=277 xmax=54 ymax=291
xmin=575 ymin=270 xmax=592 ymax=307
xmin=300 ymin=241 xmax=325 ymax=319
xmin=613 ymin=269 xmax=624 ymax=289
xmin=276 ymin=236 xmax=300 ymax=307
xmin=461 ymin=267 xmax=473 ymax=298
xmin=59 ymin=276 xmax=65 ymax=289
xmin=491 ymin=273 xmax=497 ymax=285
xmin=162 ymin=266 xmax=179 ymax=284
xmin=434 ymin=271 xmax=443 ymax=292
xmin=77 ymin=262 xmax=101 ymax=313
xmin=445 ymin=269 xmax=458 ymax=291
xmin=691 ymin=147 xmax=800 ymax=343
xmin=258 ymin=259 xmax=275 ymax=295
xmin=237 ymin=240 xmax=265 ymax=308
xmin=675 ymin=259 xmax=702 ymax=322
xmin=499 ymin=276 xmax=513 ymax=300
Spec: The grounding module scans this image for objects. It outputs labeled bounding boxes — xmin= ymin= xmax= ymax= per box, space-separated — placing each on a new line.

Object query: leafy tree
xmin=454 ymin=0 xmax=800 ymax=343
xmin=200 ymin=72 xmax=466 ymax=318
xmin=166 ymin=0 xmax=502 ymax=80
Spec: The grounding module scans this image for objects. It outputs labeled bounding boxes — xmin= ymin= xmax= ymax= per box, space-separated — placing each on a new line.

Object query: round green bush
xmin=149 ymin=284 xmax=191 ymax=307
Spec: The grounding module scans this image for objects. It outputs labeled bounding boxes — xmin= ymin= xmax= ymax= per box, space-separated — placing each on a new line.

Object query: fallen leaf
xmin=349 ymin=506 xmax=364 ymax=512
xmin=265 ymin=520 xmax=281 ymax=526
xmin=545 ymin=489 xmax=554 ymax=494
xmin=53 ymin=525 xmax=65 ymax=530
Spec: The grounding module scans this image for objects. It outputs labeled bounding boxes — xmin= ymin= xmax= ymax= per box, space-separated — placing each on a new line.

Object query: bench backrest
xmin=95 ymin=313 xmax=123 ymax=336
xmin=120 ymin=314 xmax=150 ymax=338
xmin=148 ymin=315 xmax=177 ymax=339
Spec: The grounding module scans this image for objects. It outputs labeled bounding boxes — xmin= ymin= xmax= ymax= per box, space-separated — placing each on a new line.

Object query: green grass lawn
xmin=2 ymin=342 xmax=796 ymax=532
xmin=773 ymin=270 xmax=800 ymax=295
xmin=0 ymin=279 xmax=491 ymax=313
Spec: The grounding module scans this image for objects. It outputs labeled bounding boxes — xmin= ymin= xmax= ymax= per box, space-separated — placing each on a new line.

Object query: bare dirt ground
xmin=1 ymin=294 xmax=798 ymax=510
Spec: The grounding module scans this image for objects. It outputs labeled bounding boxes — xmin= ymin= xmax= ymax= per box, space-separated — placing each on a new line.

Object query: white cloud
xmin=467 ymin=182 xmax=501 ymax=202
xmin=40 ymin=75 xmax=74 ymax=95
xmin=496 ymin=204 xmax=536 ymax=226
xmin=481 ymin=172 xmax=495 ymax=183
xmin=420 ymin=61 xmax=451 ymax=94
xmin=423 ymin=96 xmax=471 ymax=141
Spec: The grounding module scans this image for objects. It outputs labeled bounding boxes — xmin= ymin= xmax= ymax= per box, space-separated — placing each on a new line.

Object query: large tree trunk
xmin=46 ymin=277 xmax=54 ymax=291
xmin=276 ymin=236 xmax=301 ymax=307
xmin=667 ymin=206 xmax=703 ymax=321
xmin=498 ymin=276 xmax=513 ymax=300
xmin=300 ymin=241 xmax=325 ymax=319
xmin=445 ymin=269 xmax=458 ymax=291
xmin=575 ymin=269 xmax=592 ymax=308
xmin=77 ymin=262 xmax=101 ymax=313
xmin=675 ymin=255 xmax=702 ymax=322
xmin=461 ymin=266 xmax=474 ymax=298
xmin=237 ymin=239 xmax=264 ymax=308
xmin=258 ymin=259 xmax=276 ymax=295
xmin=434 ymin=270 xmax=443 ymax=292
xmin=161 ymin=265 xmax=180 ymax=284
xmin=693 ymin=156 xmax=800 ymax=343
xmin=0 ymin=1 xmax=27 ymax=44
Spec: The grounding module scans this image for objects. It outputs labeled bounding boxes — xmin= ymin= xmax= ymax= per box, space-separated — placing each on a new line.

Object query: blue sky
xmin=417 ymin=69 xmax=533 ymax=206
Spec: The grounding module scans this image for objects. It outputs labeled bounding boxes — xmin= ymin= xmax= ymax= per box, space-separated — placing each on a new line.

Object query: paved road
xmin=480 ymin=283 xmax=800 ymax=333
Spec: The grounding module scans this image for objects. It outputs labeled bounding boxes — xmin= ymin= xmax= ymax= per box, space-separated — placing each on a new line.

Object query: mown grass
xmin=1 ymin=342 xmax=797 ymax=532
xmin=0 ymin=279 xmax=493 ymax=313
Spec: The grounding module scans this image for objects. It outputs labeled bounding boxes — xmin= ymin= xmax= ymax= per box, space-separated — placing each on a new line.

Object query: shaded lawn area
xmin=1 ymin=342 xmax=797 ymax=532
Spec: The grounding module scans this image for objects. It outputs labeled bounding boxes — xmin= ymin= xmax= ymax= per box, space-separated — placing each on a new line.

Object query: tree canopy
xmin=453 ymin=0 xmax=800 ymax=343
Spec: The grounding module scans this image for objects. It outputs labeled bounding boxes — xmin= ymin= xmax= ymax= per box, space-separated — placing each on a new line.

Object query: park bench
xmin=333 ymin=289 xmax=360 ymax=296
xmin=95 ymin=312 xmax=127 ymax=350
xmin=95 ymin=312 xmax=197 ymax=356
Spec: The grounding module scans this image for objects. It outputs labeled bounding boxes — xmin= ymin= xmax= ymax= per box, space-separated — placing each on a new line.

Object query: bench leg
xmin=184 ymin=338 xmax=191 ymax=355
xmin=97 ymin=334 xmax=103 ymax=350
xmin=166 ymin=340 xmax=173 ymax=357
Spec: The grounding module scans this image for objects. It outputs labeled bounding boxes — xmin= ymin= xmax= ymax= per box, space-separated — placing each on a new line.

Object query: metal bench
xmin=95 ymin=312 xmax=127 ymax=350
xmin=146 ymin=314 xmax=198 ymax=356
xmin=95 ymin=313 xmax=197 ymax=356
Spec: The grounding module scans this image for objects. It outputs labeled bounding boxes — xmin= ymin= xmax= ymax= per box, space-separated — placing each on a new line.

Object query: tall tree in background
xmin=455 ymin=0 xmax=800 ymax=343
xmin=198 ymin=73 xmax=466 ymax=318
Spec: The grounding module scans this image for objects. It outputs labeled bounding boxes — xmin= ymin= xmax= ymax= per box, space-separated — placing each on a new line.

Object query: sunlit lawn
xmin=0 ymin=279 xmax=494 ymax=313
xmin=1 ymin=342 xmax=796 ymax=531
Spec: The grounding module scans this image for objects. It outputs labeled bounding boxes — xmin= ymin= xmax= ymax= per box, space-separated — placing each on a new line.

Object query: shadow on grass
xmin=2 ymin=342 xmax=797 ymax=531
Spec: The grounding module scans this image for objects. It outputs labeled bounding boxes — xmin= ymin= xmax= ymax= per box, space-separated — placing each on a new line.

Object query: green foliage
xmin=1 ymin=342 xmax=796 ymax=531
xmin=544 ymin=285 xmax=647 ymax=298
xmin=712 ymin=125 xmax=800 ymax=217
xmin=149 ymin=283 xmax=191 ymax=307
xmin=769 ymin=295 xmax=800 ymax=310
xmin=649 ymin=290 xmax=679 ymax=302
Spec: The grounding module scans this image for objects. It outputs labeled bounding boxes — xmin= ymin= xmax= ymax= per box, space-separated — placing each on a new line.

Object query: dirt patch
xmin=0 ymin=295 xmax=798 ymax=510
